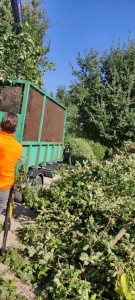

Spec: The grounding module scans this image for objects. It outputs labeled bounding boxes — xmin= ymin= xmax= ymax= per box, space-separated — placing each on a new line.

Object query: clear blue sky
xmin=43 ymin=0 xmax=135 ymax=96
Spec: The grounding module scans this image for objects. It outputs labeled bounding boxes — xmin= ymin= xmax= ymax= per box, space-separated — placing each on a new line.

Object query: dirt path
xmin=0 ymin=203 xmax=36 ymax=249
xmin=0 ymin=175 xmax=60 ymax=299
xmin=0 ymin=175 xmax=60 ymax=249
xmin=0 ymin=203 xmax=37 ymax=299
xmin=0 ymin=262 xmax=35 ymax=299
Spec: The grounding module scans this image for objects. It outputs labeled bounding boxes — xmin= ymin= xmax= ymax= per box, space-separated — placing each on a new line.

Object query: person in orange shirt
xmin=0 ymin=112 xmax=22 ymax=214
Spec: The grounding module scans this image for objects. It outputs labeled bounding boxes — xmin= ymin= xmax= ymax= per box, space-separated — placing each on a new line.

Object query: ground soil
xmin=0 ymin=203 xmax=37 ymax=299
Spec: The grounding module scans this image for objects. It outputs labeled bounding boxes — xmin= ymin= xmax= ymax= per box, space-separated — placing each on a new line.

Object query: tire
xmin=27 ymin=173 xmax=43 ymax=189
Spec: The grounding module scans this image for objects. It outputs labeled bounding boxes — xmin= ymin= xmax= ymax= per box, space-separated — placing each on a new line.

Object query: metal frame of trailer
xmin=0 ymin=79 xmax=67 ymax=181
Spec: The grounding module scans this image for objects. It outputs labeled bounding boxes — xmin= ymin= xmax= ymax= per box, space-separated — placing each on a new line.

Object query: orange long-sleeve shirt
xmin=0 ymin=131 xmax=22 ymax=190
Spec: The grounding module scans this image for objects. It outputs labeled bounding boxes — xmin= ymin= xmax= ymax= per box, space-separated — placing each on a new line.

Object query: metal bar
xmin=43 ymin=144 xmax=48 ymax=166
xmin=10 ymin=0 xmax=23 ymax=23
xmin=62 ymin=109 xmax=67 ymax=143
xmin=38 ymin=95 xmax=47 ymax=142
xmin=13 ymin=79 xmax=27 ymax=84
xmin=50 ymin=145 xmax=54 ymax=164
xmin=10 ymin=0 xmax=23 ymax=34
xmin=22 ymin=141 xmax=63 ymax=146
xmin=25 ymin=145 xmax=32 ymax=167
xmin=35 ymin=145 xmax=41 ymax=168
xmin=0 ymin=186 xmax=15 ymax=253
xmin=20 ymin=81 xmax=30 ymax=143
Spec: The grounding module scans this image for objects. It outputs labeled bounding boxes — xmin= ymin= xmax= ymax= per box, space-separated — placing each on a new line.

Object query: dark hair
xmin=1 ymin=112 xmax=18 ymax=133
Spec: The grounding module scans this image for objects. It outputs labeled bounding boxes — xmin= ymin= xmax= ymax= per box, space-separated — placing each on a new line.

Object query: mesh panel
xmin=23 ymin=87 xmax=43 ymax=141
xmin=0 ymin=85 xmax=23 ymax=113
xmin=41 ymin=97 xmax=65 ymax=142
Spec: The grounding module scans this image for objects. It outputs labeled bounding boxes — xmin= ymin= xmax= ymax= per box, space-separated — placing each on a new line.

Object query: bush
xmin=89 ymin=140 xmax=107 ymax=161
xmin=14 ymin=152 xmax=135 ymax=299
xmin=64 ymin=135 xmax=106 ymax=164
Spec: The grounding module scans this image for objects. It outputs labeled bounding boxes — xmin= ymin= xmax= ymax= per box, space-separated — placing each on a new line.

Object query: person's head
xmin=1 ymin=112 xmax=18 ymax=133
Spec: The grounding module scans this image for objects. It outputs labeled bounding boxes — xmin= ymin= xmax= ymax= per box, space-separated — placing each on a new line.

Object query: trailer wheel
xmin=27 ymin=169 xmax=44 ymax=189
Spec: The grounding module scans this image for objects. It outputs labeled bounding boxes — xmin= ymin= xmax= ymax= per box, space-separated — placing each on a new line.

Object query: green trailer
xmin=0 ymin=79 xmax=67 ymax=183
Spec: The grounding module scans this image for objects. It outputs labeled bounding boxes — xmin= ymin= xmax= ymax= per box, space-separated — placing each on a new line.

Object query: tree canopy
xmin=0 ymin=0 xmax=54 ymax=86
xmin=69 ymin=40 xmax=135 ymax=147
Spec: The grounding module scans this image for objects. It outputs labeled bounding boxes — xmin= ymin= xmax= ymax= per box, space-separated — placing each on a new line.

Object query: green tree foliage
xmin=69 ymin=40 xmax=135 ymax=146
xmin=0 ymin=0 xmax=54 ymax=86
xmin=56 ymin=85 xmax=69 ymax=106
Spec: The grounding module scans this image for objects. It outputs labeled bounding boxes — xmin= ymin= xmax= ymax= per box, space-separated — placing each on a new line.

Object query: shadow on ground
xmin=12 ymin=202 xmax=37 ymax=224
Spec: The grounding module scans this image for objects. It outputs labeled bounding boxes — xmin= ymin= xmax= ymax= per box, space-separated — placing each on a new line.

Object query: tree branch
xmin=110 ymin=218 xmax=135 ymax=248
